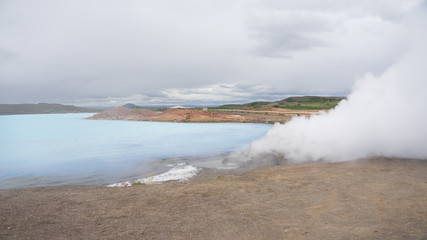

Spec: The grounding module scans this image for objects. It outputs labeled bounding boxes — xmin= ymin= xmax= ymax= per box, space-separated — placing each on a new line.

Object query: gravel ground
xmin=1 ymin=157 xmax=426 ymax=239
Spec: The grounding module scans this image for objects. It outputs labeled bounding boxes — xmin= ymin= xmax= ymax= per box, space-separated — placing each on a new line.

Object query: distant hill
xmin=214 ymin=96 xmax=346 ymax=110
xmin=122 ymin=103 xmax=142 ymax=109
xmin=0 ymin=103 xmax=100 ymax=115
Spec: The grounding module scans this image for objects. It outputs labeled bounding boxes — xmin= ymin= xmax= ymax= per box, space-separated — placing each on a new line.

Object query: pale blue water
xmin=0 ymin=113 xmax=271 ymax=189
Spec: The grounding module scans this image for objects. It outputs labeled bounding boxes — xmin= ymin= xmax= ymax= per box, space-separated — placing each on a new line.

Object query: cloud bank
xmin=0 ymin=0 xmax=424 ymax=106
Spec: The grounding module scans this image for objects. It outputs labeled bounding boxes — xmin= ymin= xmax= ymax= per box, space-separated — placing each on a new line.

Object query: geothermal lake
xmin=0 ymin=113 xmax=271 ymax=189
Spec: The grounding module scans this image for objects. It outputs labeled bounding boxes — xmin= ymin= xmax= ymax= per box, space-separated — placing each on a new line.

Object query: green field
xmin=211 ymin=96 xmax=345 ymax=110
xmin=273 ymin=96 xmax=344 ymax=109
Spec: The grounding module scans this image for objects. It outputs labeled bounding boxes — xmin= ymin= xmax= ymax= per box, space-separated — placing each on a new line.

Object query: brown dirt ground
xmin=1 ymin=157 xmax=426 ymax=240
xmin=88 ymin=106 xmax=322 ymax=124
xmin=88 ymin=107 xmax=251 ymax=123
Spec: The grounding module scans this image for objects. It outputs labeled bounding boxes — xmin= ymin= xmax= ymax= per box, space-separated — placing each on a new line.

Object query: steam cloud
xmin=232 ymin=7 xmax=427 ymax=166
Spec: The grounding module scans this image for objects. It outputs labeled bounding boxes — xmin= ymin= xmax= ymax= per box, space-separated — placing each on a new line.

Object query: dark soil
xmin=1 ymin=157 xmax=426 ymax=239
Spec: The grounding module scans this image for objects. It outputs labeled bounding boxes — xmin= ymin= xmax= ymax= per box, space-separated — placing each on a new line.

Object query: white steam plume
xmin=234 ymin=6 xmax=427 ymax=165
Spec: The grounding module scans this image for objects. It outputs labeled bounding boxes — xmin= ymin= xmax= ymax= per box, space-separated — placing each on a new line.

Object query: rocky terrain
xmin=88 ymin=106 xmax=322 ymax=123
xmin=89 ymin=106 xmax=257 ymax=123
xmin=87 ymin=106 xmax=159 ymax=121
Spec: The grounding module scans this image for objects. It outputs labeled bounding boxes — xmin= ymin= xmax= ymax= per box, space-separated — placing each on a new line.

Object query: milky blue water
xmin=0 ymin=113 xmax=271 ymax=189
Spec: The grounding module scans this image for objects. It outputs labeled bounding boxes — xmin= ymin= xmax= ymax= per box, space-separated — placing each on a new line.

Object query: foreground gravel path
xmin=1 ymin=157 xmax=426 ymax=239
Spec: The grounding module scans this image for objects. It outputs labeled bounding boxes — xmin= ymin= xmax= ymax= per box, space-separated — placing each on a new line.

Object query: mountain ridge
xmin=0 ymin=103 xmax=100 ymax=115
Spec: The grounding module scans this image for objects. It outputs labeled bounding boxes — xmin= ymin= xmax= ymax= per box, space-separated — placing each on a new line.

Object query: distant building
xmin=203 ymin=107 xmax=208 ymax=111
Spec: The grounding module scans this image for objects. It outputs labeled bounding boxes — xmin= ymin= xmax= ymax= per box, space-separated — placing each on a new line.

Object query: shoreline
xmin=88 ymin=106 xmax=323 ymax=124
xmin=1 ymin=157 xmax=426 ymax=239
xmin=1 ymin=114 xmax=272 ymax=190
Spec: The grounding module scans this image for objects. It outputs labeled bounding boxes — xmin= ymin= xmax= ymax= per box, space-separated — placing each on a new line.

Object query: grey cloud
xmin=250 ymin=30 xmax=328 ymax=58
xmin=0 ymin=0 xmax=240 ymax=102
xmin=0 ymin=48 xmax=16 ymax=65
xmin=0 ymin=0 xmax=424 ymax=106
xmin=159 ymin=84 xmax=309 ymax=106
xmin=245 ymin=0 xmax=423 ymax=58
xmin=248 ymin=13 xmax=333 ymax=58
xmin=257 ymin=0 xmax=423 ymax=21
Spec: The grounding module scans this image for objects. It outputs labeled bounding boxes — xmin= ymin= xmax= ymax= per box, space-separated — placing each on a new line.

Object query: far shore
xmin=88 ymin=106 xmax=323 ymax=124
xmin=1 ymin=157 xmax=426 ymax=239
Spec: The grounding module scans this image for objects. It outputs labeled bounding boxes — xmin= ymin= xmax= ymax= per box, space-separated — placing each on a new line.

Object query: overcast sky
xmin=0 ymin=0 xmax=424 ymax=107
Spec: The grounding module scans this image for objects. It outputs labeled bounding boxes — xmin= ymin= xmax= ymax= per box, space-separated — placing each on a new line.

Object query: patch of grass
xmin=212 ymin=96 xmax=345 ymax=111
xmin=276 ymin=96 xmax=344 ymax=109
